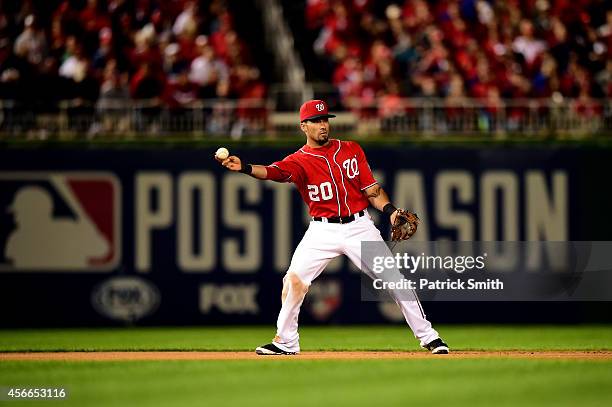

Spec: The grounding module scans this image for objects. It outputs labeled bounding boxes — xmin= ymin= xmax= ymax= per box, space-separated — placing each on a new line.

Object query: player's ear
xmin=299 ymin=122 xmax=306 ymax=134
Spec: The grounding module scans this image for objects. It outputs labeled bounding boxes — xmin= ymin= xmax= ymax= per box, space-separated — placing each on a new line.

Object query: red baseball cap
xmin=299 ymin=100 xmax=336 ymax=122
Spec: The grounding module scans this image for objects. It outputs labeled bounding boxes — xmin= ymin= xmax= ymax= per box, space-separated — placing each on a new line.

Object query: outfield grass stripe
xmin=1 ymin=325 xmax=611 ymax=352
xmin=1 ymin=357 xmax=611 ymax=406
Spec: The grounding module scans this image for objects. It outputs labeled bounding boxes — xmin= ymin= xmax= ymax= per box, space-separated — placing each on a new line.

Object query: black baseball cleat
xmin=424 ymin=338 xmax=450 ymax=354
xmin=255 ymin=343 xmax=298 ymax=355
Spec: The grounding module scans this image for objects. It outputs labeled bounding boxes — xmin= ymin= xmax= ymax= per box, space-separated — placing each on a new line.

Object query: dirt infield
xmin=2 ymin=351 xmax=612 ymax=361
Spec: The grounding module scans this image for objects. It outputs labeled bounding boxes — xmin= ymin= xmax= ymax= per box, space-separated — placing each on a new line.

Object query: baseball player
xmin=216 ymin=100 xmax=449 ymax=355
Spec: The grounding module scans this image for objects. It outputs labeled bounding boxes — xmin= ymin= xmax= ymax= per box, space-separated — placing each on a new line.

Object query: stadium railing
xmin=0 ymin=97 xmax=610 ymax=139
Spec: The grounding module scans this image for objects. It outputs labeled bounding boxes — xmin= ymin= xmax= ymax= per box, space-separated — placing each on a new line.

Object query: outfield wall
xmin=0 ymin=147 xmax=610 ymax=326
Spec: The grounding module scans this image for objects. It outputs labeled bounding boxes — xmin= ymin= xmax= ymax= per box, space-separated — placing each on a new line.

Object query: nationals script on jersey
xmin=265 ymin=139 xmax=377 ymax=217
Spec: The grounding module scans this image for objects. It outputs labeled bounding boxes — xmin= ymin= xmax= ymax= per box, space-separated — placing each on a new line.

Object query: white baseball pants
xmin=273 ymin=210 xmax=440 ymax=353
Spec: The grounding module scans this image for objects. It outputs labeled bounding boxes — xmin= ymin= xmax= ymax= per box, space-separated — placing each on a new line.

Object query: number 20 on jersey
xmin=307 ymin=182 xmax=333 ymax=201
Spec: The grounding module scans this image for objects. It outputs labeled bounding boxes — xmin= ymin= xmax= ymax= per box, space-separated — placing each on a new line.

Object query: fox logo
xmin=0 ymin=172 xmax=121 ymax=271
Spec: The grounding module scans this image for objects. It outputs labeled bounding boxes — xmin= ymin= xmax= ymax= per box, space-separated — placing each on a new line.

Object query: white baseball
xmin=215 ymin=147 xmax=229 ymax=160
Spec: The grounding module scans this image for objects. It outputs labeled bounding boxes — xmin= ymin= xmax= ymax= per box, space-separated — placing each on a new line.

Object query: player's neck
xmin=306 ymin=139 xmax=331 ymax=148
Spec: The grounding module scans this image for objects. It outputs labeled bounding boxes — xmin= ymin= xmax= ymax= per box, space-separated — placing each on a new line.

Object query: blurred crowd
xmin=1 ymin=0 xmax=610 ymax=130
xmin=0 ymin=0 xmax=265 ymax=110
xmin=307 ymin=0 xmax=612 ymax=116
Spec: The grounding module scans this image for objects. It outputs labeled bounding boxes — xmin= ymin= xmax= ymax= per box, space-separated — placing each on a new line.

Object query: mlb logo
xmin=0 ymin=172 xmax=121 ymax=271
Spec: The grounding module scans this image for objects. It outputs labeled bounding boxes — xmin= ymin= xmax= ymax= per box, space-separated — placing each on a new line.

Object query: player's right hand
xmin=220 ymin=155 xmax=242 ymax=171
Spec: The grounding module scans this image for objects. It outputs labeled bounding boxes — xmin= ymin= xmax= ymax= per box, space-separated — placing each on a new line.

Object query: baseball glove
xmin=391 ymin=209 xmax=420 ymax=241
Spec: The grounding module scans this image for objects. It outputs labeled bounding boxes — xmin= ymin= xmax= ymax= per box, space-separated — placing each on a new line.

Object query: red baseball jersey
xmin=265 ymin=139 xmax=378 ymax=217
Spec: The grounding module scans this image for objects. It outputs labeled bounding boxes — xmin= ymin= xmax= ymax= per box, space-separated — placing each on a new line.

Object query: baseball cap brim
xmin=301 ymin=113 xmax=336 ymax=122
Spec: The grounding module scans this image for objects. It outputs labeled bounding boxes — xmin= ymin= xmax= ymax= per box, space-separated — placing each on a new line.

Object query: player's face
xmin=301 ymin=118 xmax=330 ymax=146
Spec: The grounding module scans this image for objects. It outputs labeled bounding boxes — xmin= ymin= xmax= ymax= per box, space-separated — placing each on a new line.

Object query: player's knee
xmin=287 ymin=272 xmax=309 ymax=296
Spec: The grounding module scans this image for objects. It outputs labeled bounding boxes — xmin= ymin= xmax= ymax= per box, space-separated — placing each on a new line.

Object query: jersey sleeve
xmin=354 ymin=142 xmax=378 ymax=190
xmin=265 ymin=154 xmax=304 ymax=184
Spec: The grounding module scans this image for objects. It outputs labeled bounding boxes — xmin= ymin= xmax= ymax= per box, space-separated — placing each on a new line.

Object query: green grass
xmin=1 ymin=325 xmax=611 ymax=352
xmin=1 ymin=325 xmax=612 ymax=406
xmin=1 ymin=359 xmax=611 ymax=407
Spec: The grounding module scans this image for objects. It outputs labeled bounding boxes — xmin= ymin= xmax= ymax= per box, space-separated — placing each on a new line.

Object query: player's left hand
xmin=390 ymin=209 xmax=419 ymax=241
